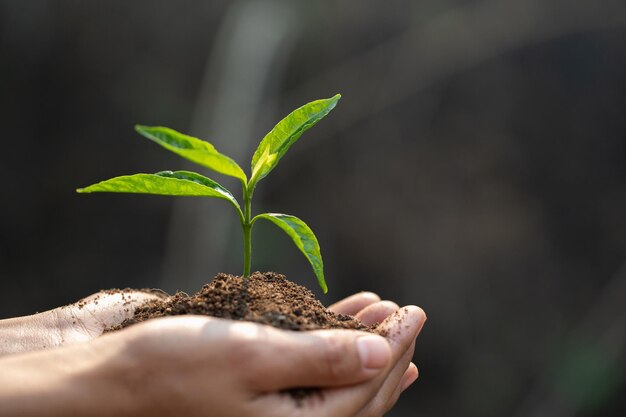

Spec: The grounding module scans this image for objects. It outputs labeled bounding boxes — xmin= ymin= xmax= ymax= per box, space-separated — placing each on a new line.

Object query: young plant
xmin=77 ymin=94 xmax=341 ymax=293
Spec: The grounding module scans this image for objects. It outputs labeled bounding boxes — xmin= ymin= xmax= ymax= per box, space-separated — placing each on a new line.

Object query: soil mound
xmin=112 ymin=271 xmax=371 ymax=332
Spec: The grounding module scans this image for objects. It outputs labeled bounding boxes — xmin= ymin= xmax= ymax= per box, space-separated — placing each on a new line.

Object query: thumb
xmin=240 ymin=327 xmax=391 ymax=391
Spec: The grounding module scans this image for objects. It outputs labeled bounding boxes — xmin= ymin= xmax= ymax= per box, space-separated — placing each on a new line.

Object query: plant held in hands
xmin=78 ymin=94 xmax=341 ymax=293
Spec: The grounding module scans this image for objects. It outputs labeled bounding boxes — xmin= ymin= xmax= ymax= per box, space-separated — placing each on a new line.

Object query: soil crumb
xmin=110 ymin=272 xmax=374 ymax=332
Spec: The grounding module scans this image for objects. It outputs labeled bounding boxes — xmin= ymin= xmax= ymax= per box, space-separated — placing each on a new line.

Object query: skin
xmin=0 ymin=291 xmax=426 ymax=416
xmin=0 ymin=290 xmax=163 ymax=355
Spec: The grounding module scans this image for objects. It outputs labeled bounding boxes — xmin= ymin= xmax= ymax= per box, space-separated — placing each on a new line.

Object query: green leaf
xmin=253 ymin=213 xmax=327 ymax=293
xmin=249 ymin=94 xmax=340 ymax=188
xmin=135 ymin=125 xmax=247 ymax=183
xmin=77 ymin=170 xmax=240 ymax=211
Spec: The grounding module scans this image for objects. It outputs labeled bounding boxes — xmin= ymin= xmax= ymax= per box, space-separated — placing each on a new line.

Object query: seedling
xmin=77 ymin=94 xmax=341 ymax=293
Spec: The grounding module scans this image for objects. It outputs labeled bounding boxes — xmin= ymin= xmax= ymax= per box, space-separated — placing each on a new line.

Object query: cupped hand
xmin=0 ymin=291 xmax=426 ymax=417
xmin=93 ymin=303 xmax=425 ymax=417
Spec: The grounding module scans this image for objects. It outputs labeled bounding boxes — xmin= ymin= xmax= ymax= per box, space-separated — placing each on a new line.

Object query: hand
xmin=0 ymin=289 xmax=164 ymax=355
xmin=0 ymin=304 xmax=426 ymax=417
xmin=329 ymin=292 xmax=421 ymax=414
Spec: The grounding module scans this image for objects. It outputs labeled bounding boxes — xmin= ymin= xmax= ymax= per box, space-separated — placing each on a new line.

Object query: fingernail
xmin=357 ymin=335 xmax=390 ymax=370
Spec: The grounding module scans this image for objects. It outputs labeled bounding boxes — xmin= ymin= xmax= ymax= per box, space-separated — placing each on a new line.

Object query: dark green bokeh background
xmin=1 ymin=1 xmax=625 ymax=416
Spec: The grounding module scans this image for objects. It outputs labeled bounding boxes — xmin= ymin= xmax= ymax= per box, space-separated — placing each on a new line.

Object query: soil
xmin=109 ymin=271 xmax=375 ymax=333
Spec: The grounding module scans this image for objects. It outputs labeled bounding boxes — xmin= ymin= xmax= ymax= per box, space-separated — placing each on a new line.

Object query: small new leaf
xmin=77 ymin=170 xmax=240 ymax=211
xmin=135 ymin=125 xmax=247 ymax=183
xmin=253 ymin=213 xmax=327 ymax=293
xmin=249 ymin=94 xmax=340 ymax=189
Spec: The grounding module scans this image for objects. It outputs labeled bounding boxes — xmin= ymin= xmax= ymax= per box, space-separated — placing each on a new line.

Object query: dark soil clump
xmin=110 ymin=272 xmax=373 ymax=332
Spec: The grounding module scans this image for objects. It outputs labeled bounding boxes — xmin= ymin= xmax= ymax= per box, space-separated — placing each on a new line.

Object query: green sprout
xmin=77 ymin=94 xmax=341 ymax=293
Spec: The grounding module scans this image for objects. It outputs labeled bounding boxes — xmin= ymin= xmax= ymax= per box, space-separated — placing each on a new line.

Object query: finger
xmin=328 ymin=292 xmax=381 ymax=315
xmin=371 ymin=342 xmax=415 ymax=415
xmin=355 ymin=300 xmax=399 ymax=326
xmin=256 ymin=355 xmax=415 ymax=417
xmin=386 ymin=362 xmax=419 ymax=414
xmin=127 ymin=316 xmax=391 ymax=391
xmin=224 ymin=322 xmax=391 ymax=390
xmin=299 ymin=306 xmax=426 ymax=417
xmin=378 ymin=305 xmax=426 ymax=349
xmin=357 ymin=341 xmax=415 ymax=416
xmin=401 ymin=362 xmax=419 ymax=392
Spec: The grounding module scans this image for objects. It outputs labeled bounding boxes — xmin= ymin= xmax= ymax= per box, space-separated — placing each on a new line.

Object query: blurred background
xmin=1 ymin=1 xmax=625 ymax=416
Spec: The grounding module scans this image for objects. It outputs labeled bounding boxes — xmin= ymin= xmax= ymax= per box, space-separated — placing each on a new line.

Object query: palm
xmin=53 ymin=290 xmax=164 ymax=344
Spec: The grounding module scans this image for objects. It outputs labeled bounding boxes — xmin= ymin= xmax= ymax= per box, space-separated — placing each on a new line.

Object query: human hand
xmin=105 ymin=301 xmax=425 ymax=417
xmin=0 ymin=289 xmax=163 ymax=355
xmin=329 ymin=292 xmax=421 ymax=413
xmin=0 ymin=303 xmax=425 ymax=417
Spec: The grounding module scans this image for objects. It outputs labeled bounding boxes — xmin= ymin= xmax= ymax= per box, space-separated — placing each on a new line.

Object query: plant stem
xmin=242 ymin=187 xmax=253 ymax=277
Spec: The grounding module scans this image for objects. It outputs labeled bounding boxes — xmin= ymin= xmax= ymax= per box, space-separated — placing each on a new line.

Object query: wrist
xmin=0 ymin=331 xmax=139 ymax=416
